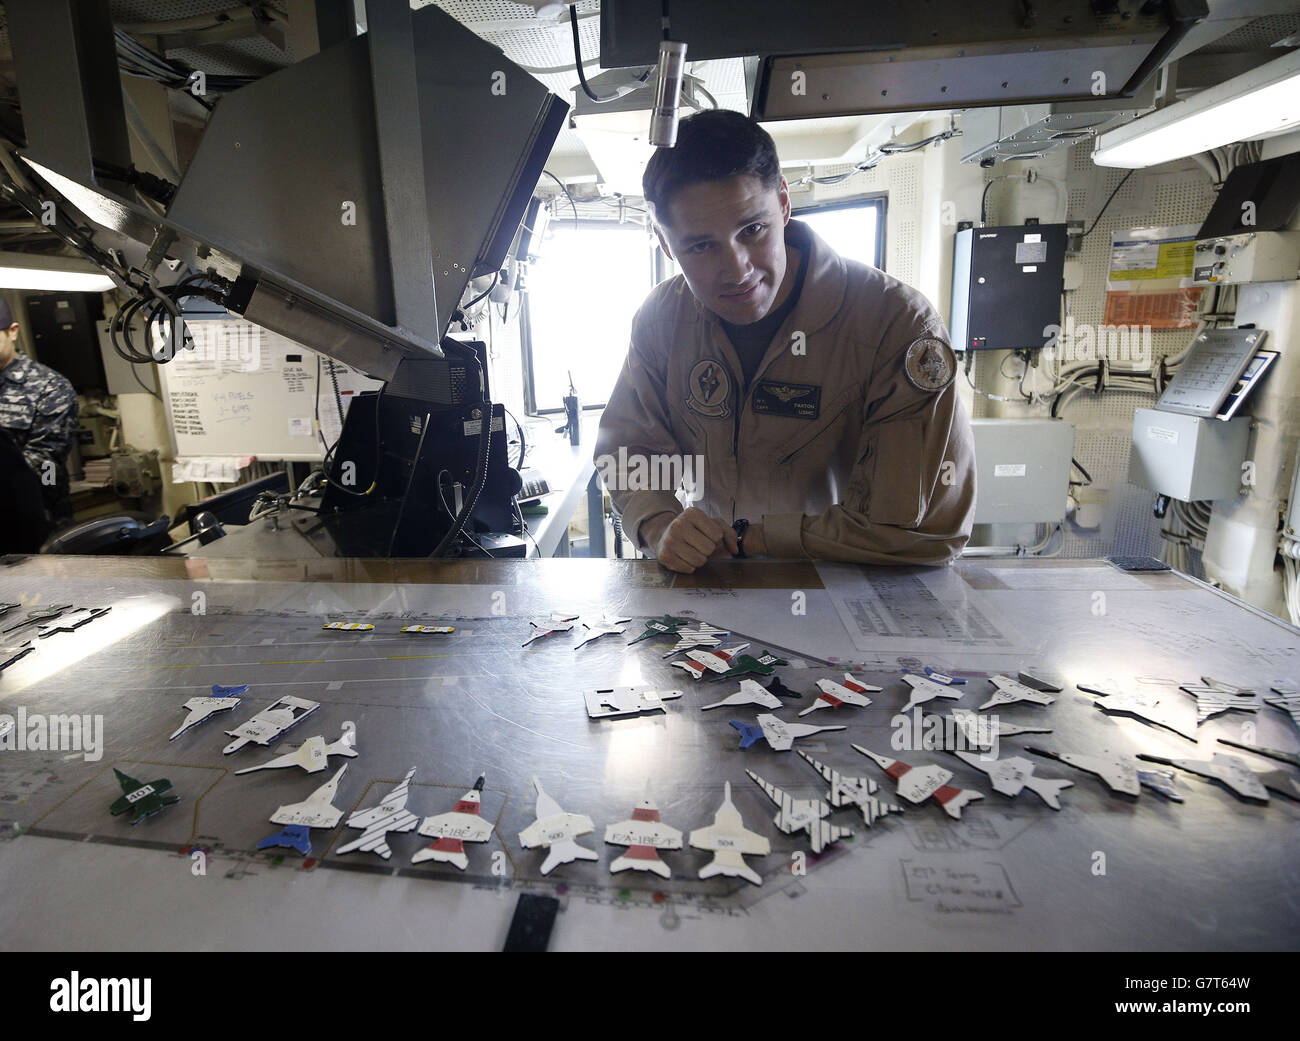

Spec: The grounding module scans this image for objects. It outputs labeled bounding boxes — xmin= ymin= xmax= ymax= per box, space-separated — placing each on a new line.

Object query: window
xmin=522 ymin=220 xmax=656 ymax=414
xmin=793 ymin=196 xmax=886 ymax=270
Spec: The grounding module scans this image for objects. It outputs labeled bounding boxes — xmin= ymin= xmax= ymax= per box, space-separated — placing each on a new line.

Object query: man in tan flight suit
xmin=594 ymin=110 xmax=976 ymax=573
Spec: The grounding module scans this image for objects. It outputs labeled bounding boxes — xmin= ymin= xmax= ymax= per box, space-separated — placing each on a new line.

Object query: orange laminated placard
xmin=1104 ymin=287 xmax=1204 ymax=329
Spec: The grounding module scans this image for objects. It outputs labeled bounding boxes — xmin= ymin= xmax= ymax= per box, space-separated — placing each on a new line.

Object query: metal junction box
xmin=1191 ymin=231 xmax=1300 ymax=287
xmin=951 ymin=224 xmax=1067 ymax=351
xmin=971 ymin=419 xmax=1075 ymax=523
xmin=1128 ymin=408 xmax=1250 ymax=501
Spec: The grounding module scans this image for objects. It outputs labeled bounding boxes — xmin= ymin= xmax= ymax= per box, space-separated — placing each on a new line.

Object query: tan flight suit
xmin=594 ymin=220 xmax=976 ymax=564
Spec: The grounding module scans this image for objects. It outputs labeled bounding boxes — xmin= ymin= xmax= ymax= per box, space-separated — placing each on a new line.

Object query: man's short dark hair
xmin=642 ymin=110 xmax=781 ymax=226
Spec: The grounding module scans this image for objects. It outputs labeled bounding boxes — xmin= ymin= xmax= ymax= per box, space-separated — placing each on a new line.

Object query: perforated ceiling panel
xmin=110 ymin=0 xmax=297 ymax=74
xmin=807 ymin=152 xmax=923 ymax=283
xmin=1197 ymin=14 xmax=1300 ymax=52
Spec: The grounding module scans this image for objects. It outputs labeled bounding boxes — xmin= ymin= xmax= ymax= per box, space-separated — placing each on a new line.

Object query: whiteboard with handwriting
xmin=158 ymin=320 xmax=382 ymax=461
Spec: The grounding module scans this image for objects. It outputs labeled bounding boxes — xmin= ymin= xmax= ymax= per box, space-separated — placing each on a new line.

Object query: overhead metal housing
xmin=6 ymin=1 xmax=568 ymax=379
xmin=599 ymin=0 xmax=1207 ymax=121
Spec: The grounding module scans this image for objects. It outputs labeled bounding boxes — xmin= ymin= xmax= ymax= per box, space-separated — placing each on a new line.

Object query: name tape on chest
xmin=751 ymin=380 xmax=821 ymax=420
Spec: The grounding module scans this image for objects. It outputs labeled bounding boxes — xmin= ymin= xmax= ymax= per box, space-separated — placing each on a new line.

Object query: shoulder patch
xmin=904 ymin=337 xmax=956 ymax=393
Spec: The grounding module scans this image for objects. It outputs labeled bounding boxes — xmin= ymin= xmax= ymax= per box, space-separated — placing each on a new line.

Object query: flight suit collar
xmin=1 ymin=354 xmax=33 ymax=384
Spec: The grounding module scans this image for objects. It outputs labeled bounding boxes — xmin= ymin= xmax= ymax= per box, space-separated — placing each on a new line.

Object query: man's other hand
xmin=642 ymin=508 xmax=739 ymax=573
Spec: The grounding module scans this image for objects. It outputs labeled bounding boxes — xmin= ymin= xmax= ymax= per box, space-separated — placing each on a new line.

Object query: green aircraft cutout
xmin=627 ymin=614 xmax=696 ymax=645
xmin=716 ymin=650 xmax=790 ymax=682
xmin=109 ymin=768 xmax=180 ymax=824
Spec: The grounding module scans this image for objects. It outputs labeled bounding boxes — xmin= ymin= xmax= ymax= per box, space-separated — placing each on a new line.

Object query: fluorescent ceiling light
xmin=1093 ymin=49 xmax=1300 ymax=168
xmin=0 ymin=250 xmax=115 ymax=292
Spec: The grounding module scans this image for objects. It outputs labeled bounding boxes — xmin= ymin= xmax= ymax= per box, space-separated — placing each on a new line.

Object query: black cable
xmin=570 ymin=4 xmax=646 ymax=103
xmin=542 ymin=170 xmax=579 ymax=229
xmin=320 ymin=386 xmax=381 ymax=498
xmin=502 ymin=404 xmax=527 ymax=469
xmin=439 ymin=469 xmax=493 ymax=558
xmin=980 ymin=179 xmax=996 ymax=226
xmin=515 ymin=500 xmax=540 ymax=558
xmin=429 ymin=349 xmax=492 ymax=558
xmin=1071 ymin=457 xmax=1093 ymax=485
xmin=387 ymin=410 xmax=431 ymax=557
xmin=463 ymin=271 xmax=499 ymax=311
xmin=130 ymin=362 xmax=161 ymax=401
xmin=1081 ymin=170 xmax=1134 ymax=239
xmin=878 ymin=128 xmax=960 ymax=154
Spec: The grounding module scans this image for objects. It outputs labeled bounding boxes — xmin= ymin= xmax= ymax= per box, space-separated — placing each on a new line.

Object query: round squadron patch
xmin=904 ymin=337 xmax=956 ymax=392
xmin=685 ymin=359 xmax=732 ymax=419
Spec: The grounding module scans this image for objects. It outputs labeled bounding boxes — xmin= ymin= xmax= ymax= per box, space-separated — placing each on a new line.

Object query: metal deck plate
xmin=0 ymin=559 xmax=1296 ymax=950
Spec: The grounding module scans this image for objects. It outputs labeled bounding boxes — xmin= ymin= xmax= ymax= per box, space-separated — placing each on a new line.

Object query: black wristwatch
xmin=732 ymin=518 xmax=749 ymax=559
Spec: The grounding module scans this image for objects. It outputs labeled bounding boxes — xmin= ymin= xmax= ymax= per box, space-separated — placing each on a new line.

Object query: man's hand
xmin=641 ymin=508 xmax=739 ymax=573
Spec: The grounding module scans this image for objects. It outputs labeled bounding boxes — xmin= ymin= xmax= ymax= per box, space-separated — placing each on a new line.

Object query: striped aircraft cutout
xmin=746 ymin=769 xmax=851 ymax=854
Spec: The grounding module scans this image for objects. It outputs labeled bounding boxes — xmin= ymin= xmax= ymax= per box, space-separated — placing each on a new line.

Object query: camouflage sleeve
xmin=21 ymin=373 xmax=79 ymax=475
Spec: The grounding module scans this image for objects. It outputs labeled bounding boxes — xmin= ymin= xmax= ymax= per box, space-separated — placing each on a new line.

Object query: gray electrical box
xmin=1128 ymin=408 xmax=1250 ymax=501
xmin=971 ymin=419 xmax=1074 ymax=523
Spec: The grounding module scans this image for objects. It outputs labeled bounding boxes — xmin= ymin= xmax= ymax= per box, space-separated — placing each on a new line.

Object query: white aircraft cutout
xmin=1026 ymin=746 xmax=1183 ymax=801
xmin=746 ymin=769 xmax=851 ymax=854
xmin=853 ymin=745 xmax=984 ymax=819
xmin=944 ymin=707 xmax=1051 ymax=751
xmin=222 ymin=696 xmax=320 ymax=754
xmin=336 ymin=766 xmax=421 ymax=860
xmin=688 ymin=781 xmax=771 ymax=886
xmin=1080 ymin=683 xmax=1198 ymax=741
xmin=235 ymin=724 xmax=358 ymax=775
xmin=268 ymin=764 xmax=350 ymax=828
xmin=413 ymin=775 xmax=494 ymax=869
xmin=901 ymin=673 xmax=965 ymax=712
xmin=701 ymin=679 xmax=782 ymax=712
xmin=671 ymin=644 xmax=750 ymax=680
xmin=952 ymin=750 xmax=1073 ymax=809
xmin=521 ymin=611 xmax=580 ymax=647
xmin=732 ymin=713 xmax=846 ymax=752
xmin=585 ymin=685 xmax=683 ymax=719
xmin=518 ymin=778 xmax=598 ymax=875
xmin=574 ymin=614 xmax=632 ymax=650
xmin=797 ymin=751 xmax=902 ymax=827
xmin=169 ymin=684 xmax=247 ymax=740
xmin=799 ymin=673 xmax=881 ymax=716
xmin=604 ymin=795 xmax=683 ymax=878
xmin=978 ymin=674 xmax=1057 ymax=710
xmin=1137 ymin=752 xmax=1270 ymax=802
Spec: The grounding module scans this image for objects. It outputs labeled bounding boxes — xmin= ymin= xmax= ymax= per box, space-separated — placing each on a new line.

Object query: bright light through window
xmin=525 ymin=221 xmax=655 ymax=413
xmin=795 ymin=201 xmax=883 ymax=269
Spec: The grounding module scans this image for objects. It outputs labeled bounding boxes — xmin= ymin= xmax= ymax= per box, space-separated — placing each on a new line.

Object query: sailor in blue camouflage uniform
xmin=0 ymin=297 xmax=79 ymax=523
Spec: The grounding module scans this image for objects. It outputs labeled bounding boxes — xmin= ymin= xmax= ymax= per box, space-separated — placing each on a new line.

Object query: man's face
xmin=0 ymin=325 xmax=17 ymax=370
xmin=655 ymin=174 xmax=791 ymax=326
